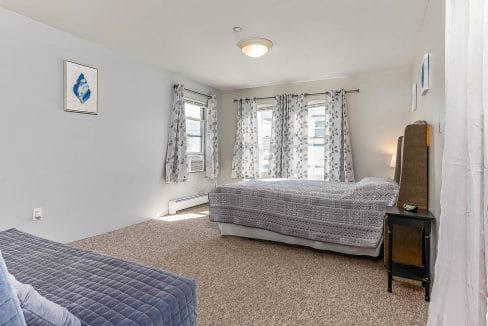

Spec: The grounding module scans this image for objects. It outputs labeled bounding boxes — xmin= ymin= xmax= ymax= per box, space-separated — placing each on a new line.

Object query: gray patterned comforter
xmin=0 ymin=229 xmax=197 ymax=326
xmin=209 ymin=177 xmax=399 ymax=249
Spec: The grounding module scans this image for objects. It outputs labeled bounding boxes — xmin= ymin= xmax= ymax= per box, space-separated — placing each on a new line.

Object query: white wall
xmin=219 ymin=69 xmax=413 ymax=185
xmin=0 ymin=7 xmax=221 ymax=243
xmin=409 ymin=0 xmax=445 ymax=268
xmin=409 ymin=0 xmax=445 ymax=220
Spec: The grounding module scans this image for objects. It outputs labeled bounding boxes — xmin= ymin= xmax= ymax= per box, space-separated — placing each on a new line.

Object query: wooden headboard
xmin=385 ymin=121 xmax=429 ymax=266
xmin=393 ymin=136 xmax=403 ymax=184
xmin=395 ymin=120 xmax=429 ymax=209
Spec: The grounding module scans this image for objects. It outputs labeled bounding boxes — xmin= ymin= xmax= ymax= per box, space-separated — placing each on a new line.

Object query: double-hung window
xmin=184 ymin=100 xmax=206 ymax=172
xmin=256 ymin=101 xmax=327 ymax=180
xmin=256 ymin=104 xmax=273 ymax=178
xmin=307 ymin=104 xmax=326 ymax=180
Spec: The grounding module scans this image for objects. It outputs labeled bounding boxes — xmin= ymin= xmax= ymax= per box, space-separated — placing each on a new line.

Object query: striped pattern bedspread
xmin=209 ymin=178 xmax=399 ymax=249
xmin=0 ymin=229 xmax=197 ymax=326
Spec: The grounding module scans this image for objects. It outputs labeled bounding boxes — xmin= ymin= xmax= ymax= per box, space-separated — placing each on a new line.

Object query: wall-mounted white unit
xmin=188 ymin=154 xmax=204 ymax=173
xmin=168 ymin=193 xmax=208 ymax=215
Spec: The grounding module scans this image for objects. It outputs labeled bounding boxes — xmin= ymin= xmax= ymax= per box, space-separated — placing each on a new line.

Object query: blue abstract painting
xmin=73 ymin=73 xmax=91 ymax=104
xmin=64 ymin=61 xmax=98 ymax=114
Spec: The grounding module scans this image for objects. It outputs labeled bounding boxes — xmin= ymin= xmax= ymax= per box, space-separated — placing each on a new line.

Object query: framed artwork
xmin=411 ymin=83 xmax=417 ymax=111
xmin=420 ymin=53 xmax=430 ymax=95
xmin=64 ymin=61 xmax=98 ymax=114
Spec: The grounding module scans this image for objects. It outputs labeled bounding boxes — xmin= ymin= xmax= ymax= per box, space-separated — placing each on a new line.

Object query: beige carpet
xmin=72 ymin=205 xmax=428 ymax=325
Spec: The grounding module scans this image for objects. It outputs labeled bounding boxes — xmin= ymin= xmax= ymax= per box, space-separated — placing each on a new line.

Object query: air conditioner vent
xmin=188 ymin=155 xmax=204 ymax=173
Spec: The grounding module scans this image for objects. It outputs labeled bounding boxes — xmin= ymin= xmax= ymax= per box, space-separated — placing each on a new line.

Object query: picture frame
xmin=411 ymin=83 xmax=417 ymax=111
xmin=420 ymin=53 xmax=430 ymax=95
xmin=64 ymin=61 xmax=98 ymax=115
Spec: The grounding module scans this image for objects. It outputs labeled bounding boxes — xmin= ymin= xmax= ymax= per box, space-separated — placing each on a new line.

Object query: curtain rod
xmin=233 ymin=89 xmax=360 ymax=102
xmin=176 ymin=85 xmax=213 ymax=99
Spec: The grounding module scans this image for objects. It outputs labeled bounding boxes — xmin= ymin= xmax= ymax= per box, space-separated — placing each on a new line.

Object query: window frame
xmin=184 ymin=97 xmax=206 ymax=159
xmin=254 ymin=99 xmax=333 ymax=180
xmin=256 ymin=102 xmax=274 ymax=178
xmin=307 ymin=101 xmax=327 ymax=179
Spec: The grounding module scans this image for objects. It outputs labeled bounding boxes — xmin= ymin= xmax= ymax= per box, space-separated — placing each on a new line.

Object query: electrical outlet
xmin=32 ymin=208 xmax=42 ymax=221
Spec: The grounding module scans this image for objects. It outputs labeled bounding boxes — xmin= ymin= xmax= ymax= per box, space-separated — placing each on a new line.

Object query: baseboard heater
xmin=168 ymin=193 xmax=208 ymax=215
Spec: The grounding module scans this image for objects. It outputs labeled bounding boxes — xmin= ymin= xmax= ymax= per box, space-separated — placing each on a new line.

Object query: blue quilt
xmin=0 ymin=229 xmax=197 ymax=326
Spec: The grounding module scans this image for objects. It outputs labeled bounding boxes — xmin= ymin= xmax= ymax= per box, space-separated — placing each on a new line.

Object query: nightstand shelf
xmin=385 ymin=206 xmax=435 ymax=301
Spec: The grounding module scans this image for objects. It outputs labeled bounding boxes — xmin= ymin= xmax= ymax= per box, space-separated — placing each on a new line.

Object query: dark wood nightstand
xmin=385 ymin=206 xmax=435 ymax=301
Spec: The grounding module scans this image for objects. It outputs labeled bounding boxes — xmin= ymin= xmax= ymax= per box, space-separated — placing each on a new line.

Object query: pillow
xmin=0 ymin=251 xmax=26 ymax=326
xmin=343 ymin=177 xmax=400 ymax=206
xmin=357 ymin=177 xmax=397 ymax=185
xmin=8 ymin=273 xmax=81 ymax=326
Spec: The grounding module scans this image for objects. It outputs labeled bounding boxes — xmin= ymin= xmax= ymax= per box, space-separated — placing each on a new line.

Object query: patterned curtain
xmin=164 ymin=84 xmax=188 ymax=183
xmin=324 ymin=89 xmax=355 ymax=182
xmin=205 ymin=95 xmax=219 ymax=180
xmin=268 ymin=94 xmax=308 ymax=179
xmin=231 ymin=98 xmax=259 ymax=179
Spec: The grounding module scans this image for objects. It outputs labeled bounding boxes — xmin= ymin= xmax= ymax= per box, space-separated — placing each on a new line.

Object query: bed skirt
xmin=218 ymin=222 xmax=382 ymax=257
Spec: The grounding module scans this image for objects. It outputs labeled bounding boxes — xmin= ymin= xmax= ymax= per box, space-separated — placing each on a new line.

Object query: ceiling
xmin=0 ymin=0 xmax=429 ymax=90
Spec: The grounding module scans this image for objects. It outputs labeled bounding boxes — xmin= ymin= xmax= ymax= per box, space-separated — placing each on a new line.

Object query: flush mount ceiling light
xmin=237 ymin=37 xmax=273 ymax=58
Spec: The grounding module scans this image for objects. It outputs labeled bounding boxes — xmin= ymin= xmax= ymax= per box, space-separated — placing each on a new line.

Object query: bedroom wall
xmin=409 ymin=0 xmax=445 ymax=268
xmin=0 ymin=7 xmax=221 ymax=243
xmin=219 ymin=69 xmax=413 ymax=185
xmin=409 ymin=0 xmax=445 ymax=220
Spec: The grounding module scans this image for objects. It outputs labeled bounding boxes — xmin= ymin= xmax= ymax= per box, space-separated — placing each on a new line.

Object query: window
xmin=184 ymin=101 xmax=206 ymax=173
xmin=257 ymin=107 xmax=273 ymax=177
xmin=308 ymin=105 xmax=326 ymax=180
xmin=184 ymin=101 xmax=205 ymax=154
xmin=255 ymin=102 xmax=327 ymax=180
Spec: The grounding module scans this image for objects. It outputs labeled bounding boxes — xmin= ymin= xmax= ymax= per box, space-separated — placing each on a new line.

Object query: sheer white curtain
xmin=428 ymin=0 xmax=488 ymax=324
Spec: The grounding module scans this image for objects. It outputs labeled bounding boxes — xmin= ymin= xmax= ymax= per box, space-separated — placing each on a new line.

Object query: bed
xmin=209 ymin=121 xmax=429 ymax=257
xmin=0 ymin=228 xmax=197 ymax=326
xmin=209 ymin=177 xmax=398 ymax=256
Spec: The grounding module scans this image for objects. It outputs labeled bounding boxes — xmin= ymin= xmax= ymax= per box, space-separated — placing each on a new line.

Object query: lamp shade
xmin=390 ymin=153 xmax=397 ymax=168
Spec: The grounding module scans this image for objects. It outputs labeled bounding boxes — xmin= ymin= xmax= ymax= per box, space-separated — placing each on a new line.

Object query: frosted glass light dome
xmin=237 ymin=38 xmax=273 ymax=58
